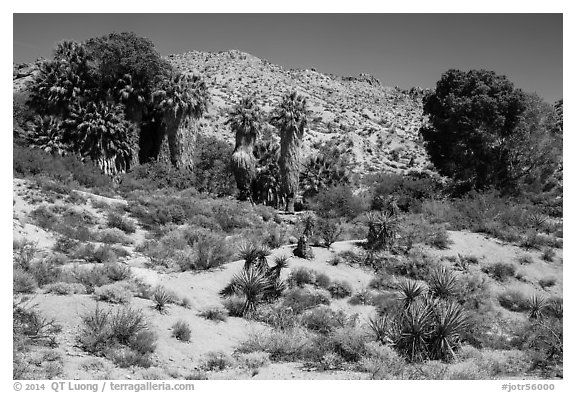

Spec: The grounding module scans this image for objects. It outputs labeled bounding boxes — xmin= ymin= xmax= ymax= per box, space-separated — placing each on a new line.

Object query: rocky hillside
xmin=168 ymin=50 xmax=431 ymax=175
xmin=14 ymin=49 xmax=433 ymax=176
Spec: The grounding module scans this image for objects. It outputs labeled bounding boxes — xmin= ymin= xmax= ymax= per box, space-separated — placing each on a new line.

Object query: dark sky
xmin=13 ymin=14 xmax=563 ymax=103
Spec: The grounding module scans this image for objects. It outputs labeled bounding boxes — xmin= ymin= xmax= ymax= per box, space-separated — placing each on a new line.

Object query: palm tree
xmin=271 ymin=91 xmax=308 ymax=213
xmin=226 ymin=96 xmax=263 ymax=201
xmin=153 ymin=72 xmax=210 ymax=170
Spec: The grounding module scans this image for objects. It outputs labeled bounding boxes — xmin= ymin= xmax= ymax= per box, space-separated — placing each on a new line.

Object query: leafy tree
xmin=226 ymin=96 xmax=263 ymax=201
xmin=271 ymin=92 xmax=308 ymax=213
xmin=193 ymin=134 xmax=237 ymax=196
xmin=421 ymin=69 xmax=526 ymax=192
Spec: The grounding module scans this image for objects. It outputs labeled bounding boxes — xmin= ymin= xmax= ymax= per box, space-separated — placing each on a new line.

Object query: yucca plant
xmin=366 ymin=210 xmax=399 ymax=251
xmin=367 ymin=314 xmax=393 ymax=345
xmin=228 ymin=267 xmax=273 ymax=316
xmin=237 ymin=242 xmax=270 ymax=273
xmin=269 ymin=255 xmax=290 ymax=279
xmin=528 ymin=294 xmax=548 ymax=320
xmin=227 ymin=96 xmax=263 ymax=201
xmin=392 ymin=300 xmax=435 ymax=362
xmin=396 ymin=278 xmax=427 ymax=308
xmin=428 ymin=266 xmax=458 ymax=299
xmin=152 ymin=286 xmax=175 ymax=313
xmin=429 ymin=300 xmax=468 ymax=361
xmin=271 ymin=91 xmax=308 ymax=213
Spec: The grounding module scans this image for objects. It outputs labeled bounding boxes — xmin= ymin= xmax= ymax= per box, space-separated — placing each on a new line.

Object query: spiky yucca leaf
xmin=366 ymin=210 xmax=399 ymax=251
xmin=368 ymin=314 xmax=393 ymax=345
xmin=429 ymin=301 xmax=468 ymax=361
xmin=229 ymin=267 xmax=273 ymax=315
xmin=428 ymin=266 xmax=458 ymax=299
xmin=396 ymin=279 xmax=427 ymax=308
xmin=237 ymin=242 xmax=270 ymax=272
xmin=392 ymin=300 xmax=435 ymax=362
xmin=528 ymin=294 xmax=548 ymax=320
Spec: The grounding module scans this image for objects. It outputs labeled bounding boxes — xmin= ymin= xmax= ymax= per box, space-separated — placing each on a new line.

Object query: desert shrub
xmin=287 ymin=267 xmax=316 ymax=287
xmin=253 ymin=304 xmax=299 ymax=330
xmin=236 ymin=328 xmax=313 ymax=362
xmin=106 ymin=347 xmax=152 ymax=368
xmin=261 ymin=223 xmax=288 ymax=249
xmin=335 ymin=249 xmax=365 ymax=265
xmin=199 ymin=307 xmax=228 ymax=322
xmin=102 ymin=262 xmax=132 ymax=282
xmin=13 ymin=240 xmax=38 ymax=271
xmin=106 ymin=211 xmax=137 ymax=234
xmin=369 ymin=273 xmax=396 ymax=291
xmin=13 ymin=145 xmax=113 ymax=190
xmin=316 ymin=218 xmax=343 ymax=247
xmin=72 ymin=243 xmax=117 ymax=264
xmin=200 ymin=351 xmax=233 ymax=371
xmin=14 ymin=298 xmax=62 ymax=349
xmin=454 ymin=272 xmax=492 ymax=312
xmin=323 ymin=326 xmax=368 ymax=363
xmin=426 ymin=229 xmax=452 ymax=249
xmin=517 ymin=254 xmax=534 ymax=265
xmin=235 ymin=351 xmax=270 ymax=372
xmin=312 ymin=185 xmax=368 ymax=220
xmin=539 ymin=276 xmax=557 ymax=289
xmin=314 ymin=272 xmax=332 ymax=289
xmin=368 ymin=172 xmax=443 ymax=213
xmin=497 ymin=290 xmax=530 ymax=312
xmin=171 ymin=320 xmax=192 ymax=342
xmin=70 ymin=266 xmax=111 ymax=293
xmin=13 ymin=269 xmax=38 ymax=293
xmin=282 ymin=288 xmax=331 ymax=314
xmin=44 ymin=282 xmax=86 ymax=295
xmin=301 ymin=306 xmax=344 ymax=334
xmin=222 ymin=296 xmax=245 ymax=317
xmin=543 ymin=297 xmax=563 ymax=319
xmin=349 ymin=289 xmax=375 ymax=305
xmin=482 ymin=262 xmax=516 ymax=282
xmin=96 ymin=228 xmax=132 ymax=245
xmin=371 ymin=292 xmax=402 ymax=316
xmin=361 ymin=341 xmax=407 ymax=379
xmin=94 ymin=282 xmax=133 ymax=304
xmin=191 ymin=230 xmax=232 ymax=270
xmin=128 ymin=330 xmax=157 ymax=354
xmin=29 ymin=259 xmax=62 ymax=287
xmin=327 ymin=280 xmax=353 ymax=299
xmin=542 ymin=248 xmax=555 ymax=262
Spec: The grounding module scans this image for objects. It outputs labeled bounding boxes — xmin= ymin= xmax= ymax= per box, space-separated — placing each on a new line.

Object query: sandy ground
xmin=13 ymin=178 xmax=563 ymax=379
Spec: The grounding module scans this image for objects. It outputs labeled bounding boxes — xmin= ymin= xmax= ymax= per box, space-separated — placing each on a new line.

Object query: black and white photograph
xmin=10 ymin=7 xmax=566 ymax=386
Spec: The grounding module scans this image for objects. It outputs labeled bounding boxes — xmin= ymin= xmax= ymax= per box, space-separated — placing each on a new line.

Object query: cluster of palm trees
xmin=228 ymin=92 xmax=308 ymax=213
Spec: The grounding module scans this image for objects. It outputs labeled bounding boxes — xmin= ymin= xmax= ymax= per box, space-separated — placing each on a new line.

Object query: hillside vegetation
xmin=13 ymin=32 xmax=562 ymax=380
